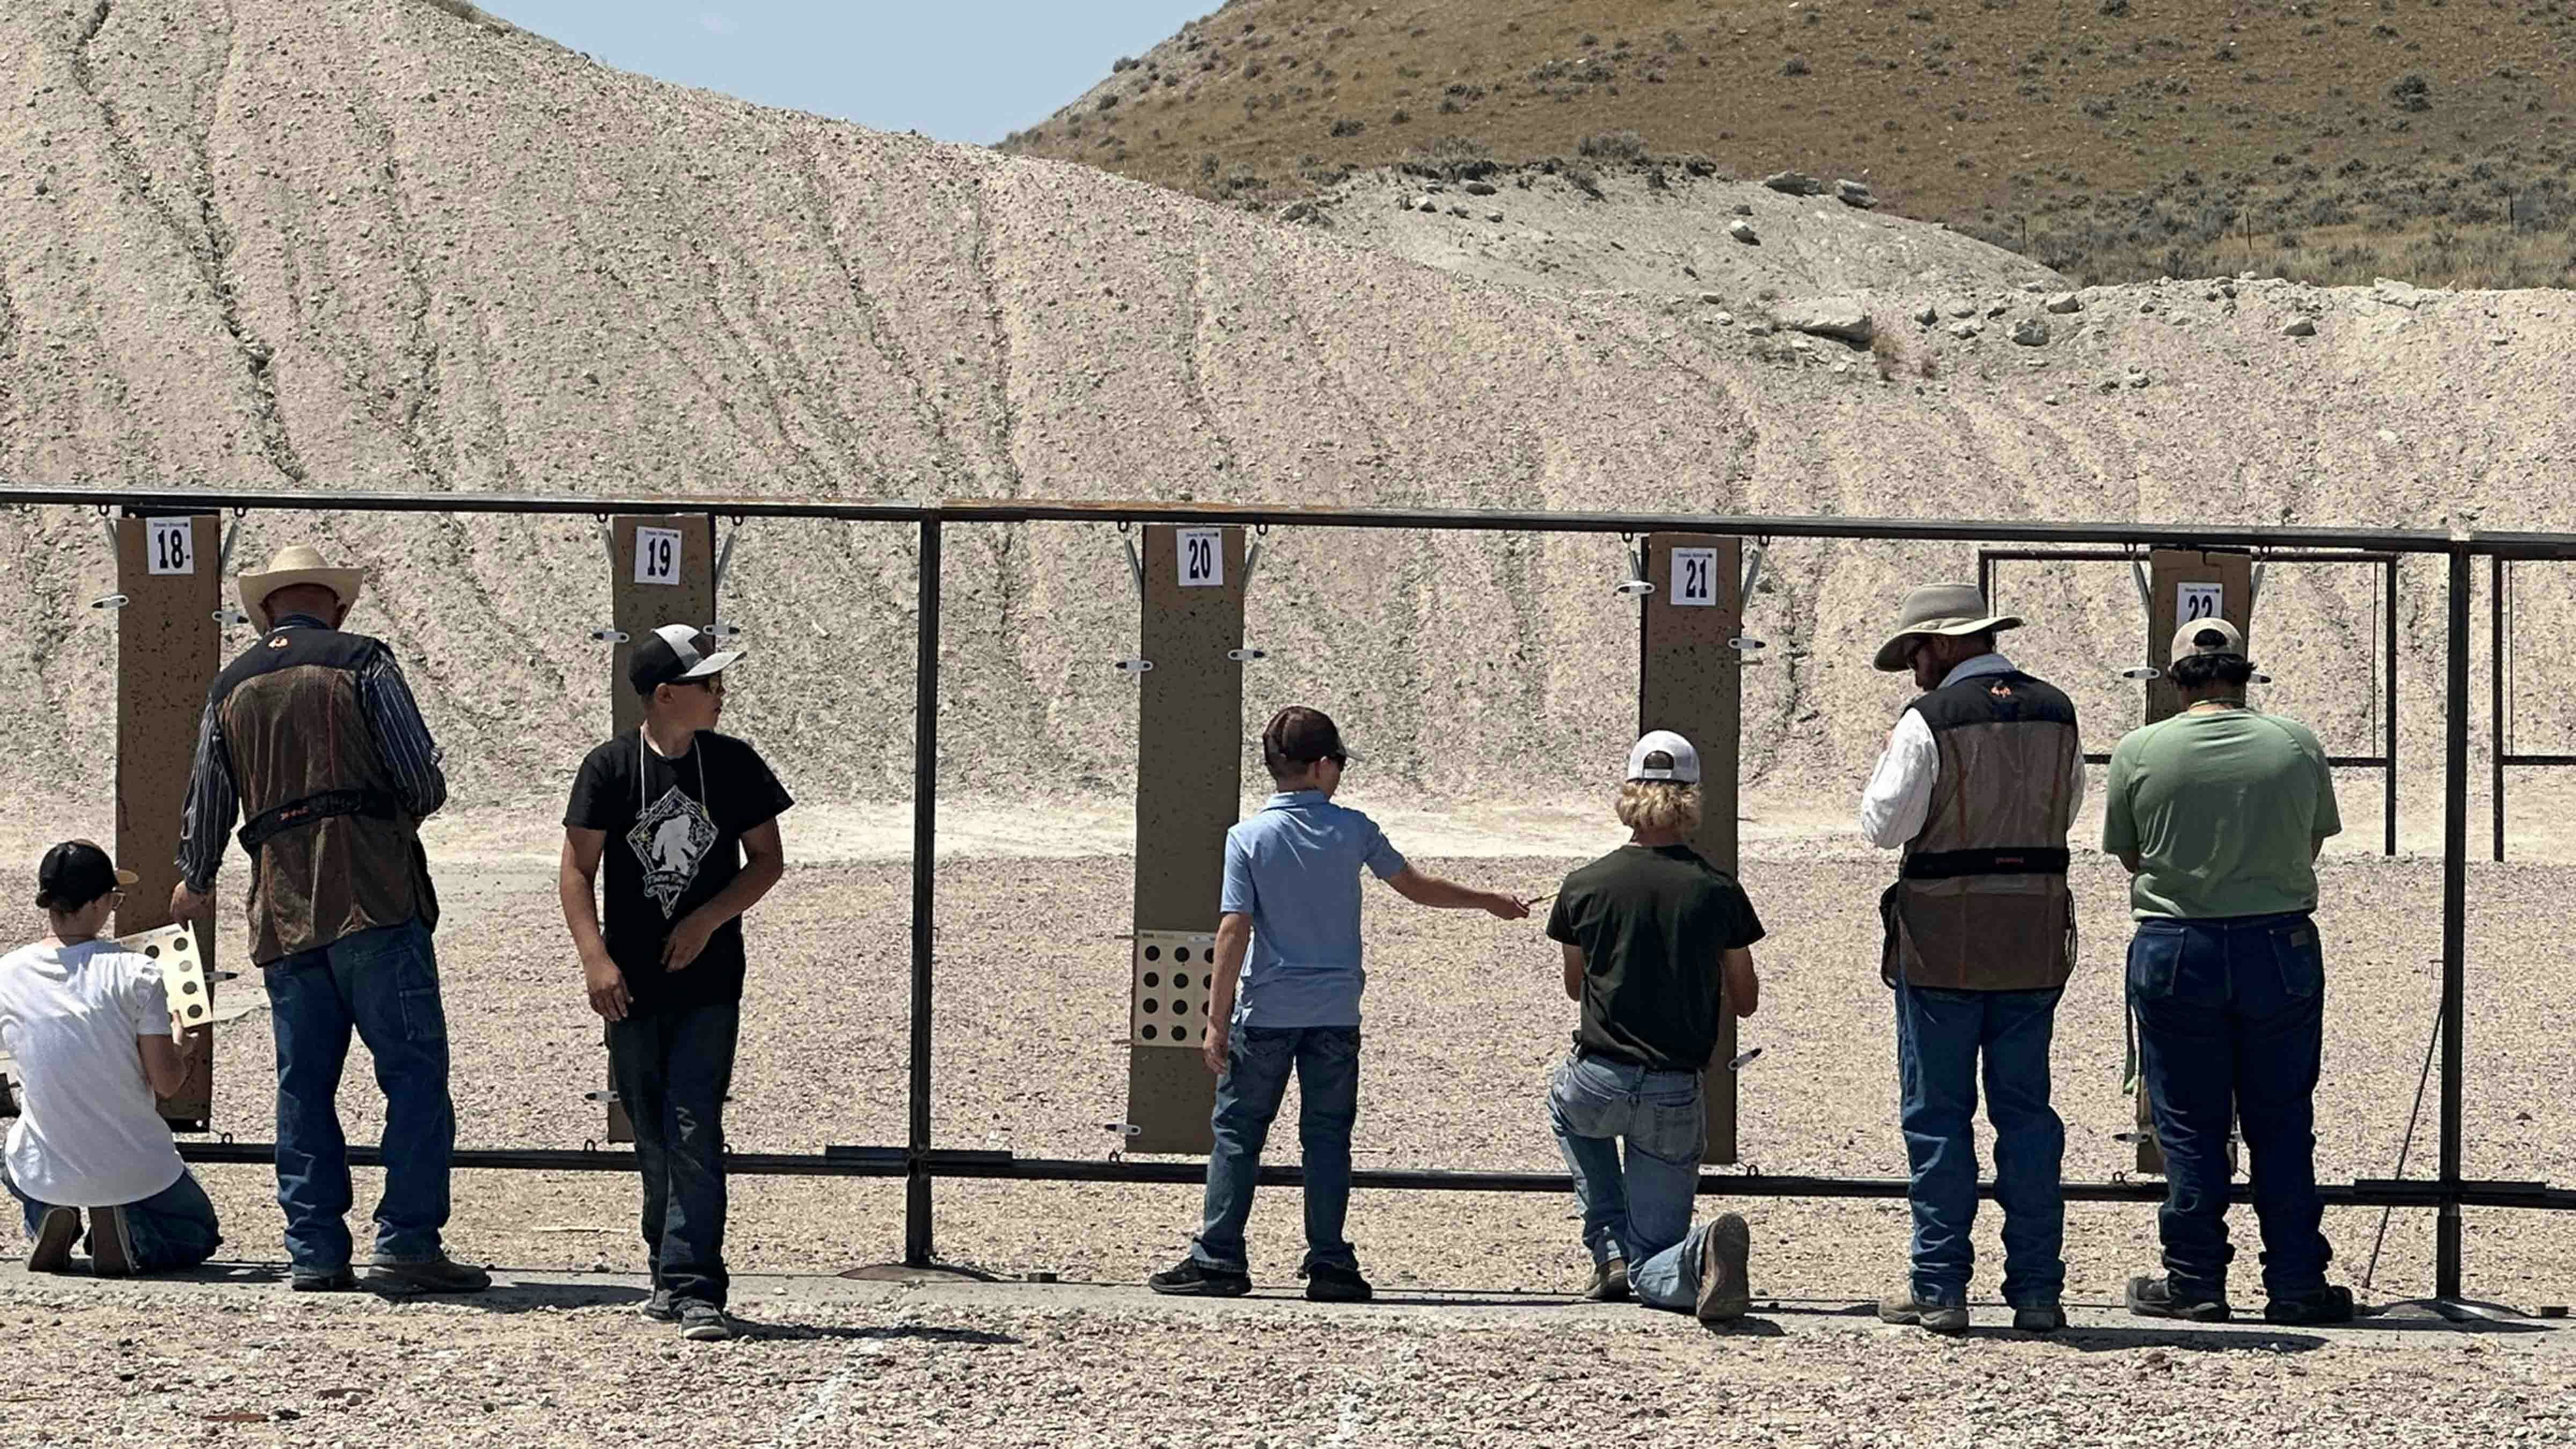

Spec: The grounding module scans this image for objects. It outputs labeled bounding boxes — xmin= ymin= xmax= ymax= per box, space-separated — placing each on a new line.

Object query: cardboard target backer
xmin=598 ymin=515 xmax=718 ymax=1141
xmin=1640 ymin=534 xmax=1745 ymax=1165
xmin=2130 ymin=548 xmax=2256 ymax=1174
xmin=1125 ymin=525 xmax=1247 ymax=1155
xmin=115 ymin=513 xmax=221 ymax=1130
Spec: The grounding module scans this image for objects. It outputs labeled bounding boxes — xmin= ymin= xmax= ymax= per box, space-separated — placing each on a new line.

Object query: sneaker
xmin=2127 ymin=1274 xmax=2230 ymax=1322
xmin=1585 ymin=1257 xmax=1631 ymax=1302
xmin=290 ymin=1265 xmax=359 ymax=1293
xmin=1694 ymin=1214 xmax=1753 ymax=1323
xmin=2013 ymin=1304 xmax=2068 ymax=1334
xmin=1146 ymin=1258 xmax=1251 ymax=1297
xmin=1879 ymin=1289 xmax=1970 ymax=1334
xmin=27 ymin=1208 xmax=79 ymax=1274
xmin=641 ymin=1287 xmax=681 ymax=1323
xmin=2264 ymin=1284 xmax=2355 ymax=1326
xmin=678 ymin=1302 xmax=735 ymax=1341
xmin=1303 ymin=1263 xmax=1373 ymax=1304
xmin=367 ymin=1252 xmax=493 ymax=1294
xmin=87 ymin=1207 xmax=137 ymax=1278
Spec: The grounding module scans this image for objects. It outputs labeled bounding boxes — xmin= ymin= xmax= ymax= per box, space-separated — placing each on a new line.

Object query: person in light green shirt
xmin=2103 ymin=617 xmax=2353 ymax=1329
xmin=2103 ymin=656 xmax=2342 ymax=921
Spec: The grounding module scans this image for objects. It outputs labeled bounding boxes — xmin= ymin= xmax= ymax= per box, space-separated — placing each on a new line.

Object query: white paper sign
xmin=145 ymin=517 xmax=195 ymax=576
xmin=1670 ymin=547 xmax=1718 ymax=608
xmin=2177 ymin=582 xmax=2223 ymax=625
xmin=1177 ymin=528 xmax=1224 ymax=588
xmin=634 ymin=526 xmax=683 ymax=586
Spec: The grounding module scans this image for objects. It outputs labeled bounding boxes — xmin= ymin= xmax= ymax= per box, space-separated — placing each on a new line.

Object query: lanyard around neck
xmin=639 ymin=730 xmax=710 ymax=816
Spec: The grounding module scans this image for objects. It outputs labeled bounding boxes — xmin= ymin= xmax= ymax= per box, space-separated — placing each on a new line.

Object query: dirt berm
xmin=5 ymin=0 xmax=2572 ymax=835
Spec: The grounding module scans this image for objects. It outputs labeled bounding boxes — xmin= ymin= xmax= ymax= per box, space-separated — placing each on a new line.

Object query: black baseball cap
xmin=36 ymin=839 xmax=135 ymax=912
xmin=1261 ymin=706 xmax=1361 ymax=774
xmin=629 ymin=623 xmax=746 ymax=697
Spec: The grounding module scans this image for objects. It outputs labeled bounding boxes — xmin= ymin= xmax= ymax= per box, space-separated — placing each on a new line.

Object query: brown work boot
xmin=1694 ymin=1214 xmax=1752 ymax=1323
xmin=27 ymin=1208 xmax=79 ymax=1274
xmin=1879 ymin=1287 xmax=1970 ymax=1334
xmin=1585 ymin=1257 xmax=1631 ymax=1302
xmin=87 ymin=1206 xmax=138 ymax=1277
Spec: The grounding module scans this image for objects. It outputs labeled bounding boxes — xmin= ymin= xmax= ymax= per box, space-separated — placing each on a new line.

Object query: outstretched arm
xmin=1385 ymin=866 xmax=1531 ymax=920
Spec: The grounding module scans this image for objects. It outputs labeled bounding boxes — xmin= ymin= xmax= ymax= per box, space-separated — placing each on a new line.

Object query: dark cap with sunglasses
xmin=629 ymin=623 xmax=746 ymax=697
xmin=1261 ymin=705 xmax=1362 ymax=777
xmin=36 ymin=839 xmax=136 ymax=913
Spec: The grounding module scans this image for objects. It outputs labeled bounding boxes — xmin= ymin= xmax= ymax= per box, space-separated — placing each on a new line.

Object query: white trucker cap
xmin=1626 ymin=730 xmax=1701 ymax=785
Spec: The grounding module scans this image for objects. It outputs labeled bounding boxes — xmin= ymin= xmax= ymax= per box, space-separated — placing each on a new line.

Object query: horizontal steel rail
xmin=0 ymin=484 xmax=2509 ymax=553
xmin=169 ymin=1141 xmax=2571 ymax=1210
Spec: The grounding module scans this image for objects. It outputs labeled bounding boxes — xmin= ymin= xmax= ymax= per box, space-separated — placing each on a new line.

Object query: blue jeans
xmin=1893 ymin=980 xmax=2066 ymax=1308
xmin=1190 ymin=1026 xmax=1361 ymax=1275
xmin=6 ymin=1164 xmax=224 ymax=1273
xmin=1547 ymin=1050 xmax=1727 ymax=1311
xmin=263 ymin=920 xmax=455 ymax=1272
xmin=608 ymin=999 xmax=740 ymax=1308
xmin=2128 ymin=912 xmax=2332 ymax=1301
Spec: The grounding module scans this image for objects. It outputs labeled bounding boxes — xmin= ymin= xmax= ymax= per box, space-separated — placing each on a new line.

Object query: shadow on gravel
xmin=737 ymin=1322 xmax=1021 ymax=1346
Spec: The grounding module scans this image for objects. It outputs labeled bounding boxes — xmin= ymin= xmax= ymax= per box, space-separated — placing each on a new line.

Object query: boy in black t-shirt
xmin=560 ymin=625 xmax=792 ymax=1342
xmin=1544 ymin=731 xmax=1765 ymax=1323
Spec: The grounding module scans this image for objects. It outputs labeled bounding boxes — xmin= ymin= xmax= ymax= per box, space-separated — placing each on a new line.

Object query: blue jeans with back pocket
xmin=1547 ymin=1049 xmax=1729 ymax=1311
xmin=2128 ymin=911 xmax=2333 ymax=1300
xmin=263 ymin=920 xmax=456 ymax=1271
xmin=1191 ymin=1026 xmax=1363 ymax=1275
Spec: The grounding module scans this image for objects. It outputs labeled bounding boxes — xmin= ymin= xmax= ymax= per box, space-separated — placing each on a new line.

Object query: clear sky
xmin=478 ymin=2 xmax=1213 ymax=145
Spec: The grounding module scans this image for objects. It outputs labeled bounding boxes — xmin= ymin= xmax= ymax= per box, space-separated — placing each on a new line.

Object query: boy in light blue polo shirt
xmin=1149 ymin=706 xmax=1530 ymax=1302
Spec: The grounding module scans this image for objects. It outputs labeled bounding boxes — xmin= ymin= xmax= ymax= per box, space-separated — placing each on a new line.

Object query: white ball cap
xmin=1626 ymin=730 xmax=1701 ymax=784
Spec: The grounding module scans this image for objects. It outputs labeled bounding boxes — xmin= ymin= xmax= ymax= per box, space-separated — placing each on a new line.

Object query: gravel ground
xmin=3 ymin=1272 xmax=2571 ymax=1448
xmin=10 ymin=839 xmax=2576 ymax=1444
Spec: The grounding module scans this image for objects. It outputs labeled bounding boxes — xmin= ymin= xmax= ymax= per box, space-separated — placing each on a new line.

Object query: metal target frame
xmin=1978 ymin=546 xmax=2403 ymax=857
xmin=0 ymin=483 xmax=2563 ymax=1310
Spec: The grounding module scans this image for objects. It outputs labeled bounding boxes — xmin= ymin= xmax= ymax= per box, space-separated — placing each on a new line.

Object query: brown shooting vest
xmin=209 ymin=626 xmax=437 ymax=965
xmin=1880 ymin=669 xmax=2081 ymax=992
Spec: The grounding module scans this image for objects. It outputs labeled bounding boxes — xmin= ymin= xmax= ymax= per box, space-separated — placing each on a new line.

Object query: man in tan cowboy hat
xmin=1858 ymin=582 xmax=2083 ymax=1335
xmin=170 ymin=544 xmax=486 ymax=1295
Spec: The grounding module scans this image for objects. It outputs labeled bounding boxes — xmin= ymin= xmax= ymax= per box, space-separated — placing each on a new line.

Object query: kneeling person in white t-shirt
xmin=0 ymin=841 xmax=222 ymax=1275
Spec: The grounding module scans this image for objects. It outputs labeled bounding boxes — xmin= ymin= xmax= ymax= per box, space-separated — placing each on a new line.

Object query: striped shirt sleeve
xmin=357 ymin=650 xmax=448 ymax=820
xmin=175 ymin=700 xmax=237 ymax=893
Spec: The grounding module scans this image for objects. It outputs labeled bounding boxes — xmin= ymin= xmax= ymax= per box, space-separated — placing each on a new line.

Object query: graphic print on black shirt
xmin=566 ymin=729 xmax=792 ymax=1012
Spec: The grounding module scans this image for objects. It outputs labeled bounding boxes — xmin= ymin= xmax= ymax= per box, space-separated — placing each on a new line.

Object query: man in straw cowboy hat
xmin=2105 ymin=618 xmax=2352 ymax=1326
xmin=171 ymin=544 xmax=486 ymax=1294
xmin=1859 ymin=583 xmax=2082 ymax=1334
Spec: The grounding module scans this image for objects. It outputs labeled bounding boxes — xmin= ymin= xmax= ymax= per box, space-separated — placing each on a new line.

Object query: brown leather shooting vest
xmin=1880 ymin=668 xmax=2080 ymax=992
xmin=209 ymin=626 xmax=438 ymax=965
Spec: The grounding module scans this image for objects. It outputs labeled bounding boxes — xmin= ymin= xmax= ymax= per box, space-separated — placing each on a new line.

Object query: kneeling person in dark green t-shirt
xmin=1543 ymin=731 xmax=1765 ymax=1323
xmin=559 ymin=626 xmax=793 ymax=1343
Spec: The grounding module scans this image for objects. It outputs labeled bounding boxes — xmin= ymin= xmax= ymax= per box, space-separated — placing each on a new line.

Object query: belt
xmin=1902 ymin=846 xmax=2070 ymax=880
xmin=238 ymin=788 xmax=402 ymax=852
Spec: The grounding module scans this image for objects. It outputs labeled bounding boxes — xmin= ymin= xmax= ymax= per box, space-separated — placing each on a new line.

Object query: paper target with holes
xmin=1131 ymin=932 xmax=1217 ymax=1047
xmin=120 ymin=923 xmax=211 ymax=1030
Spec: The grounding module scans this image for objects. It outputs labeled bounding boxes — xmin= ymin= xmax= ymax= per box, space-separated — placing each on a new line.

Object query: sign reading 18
xmin=1177 ymin=528 xmax=1224 ymax=588
xmin=145 ymin=517 xmax=195 ymax=576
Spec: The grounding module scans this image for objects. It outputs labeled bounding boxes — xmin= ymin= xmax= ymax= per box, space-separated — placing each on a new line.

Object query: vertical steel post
xmin=2490 ymin=555 xmax=2506 ymax=863
xmin=905 ymin=517 xmax=941 ymax=1267
xmin=2439 ymin=545 xmax=2470 ymax=1300
xmin=2385 ymin=555 xmax=2399 ymax=857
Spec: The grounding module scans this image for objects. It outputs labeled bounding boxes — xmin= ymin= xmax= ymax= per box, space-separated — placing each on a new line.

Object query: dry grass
xmin=999 ymin=0 xmax=2576 ymax=288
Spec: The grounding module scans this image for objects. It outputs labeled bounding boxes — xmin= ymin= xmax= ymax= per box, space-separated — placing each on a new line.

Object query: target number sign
xmin=1670 ymin=547 xmax=1718 ymax=608
xmin=145 ymin=517 xmax=196 ymax=576
xmin=634 ymin=526 xmax=683 ymax=586
xmin=1177 ymin=528 xmax=1224 ymax=588
xmin=2177 ymin=582 xmax=2223 ymax=625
